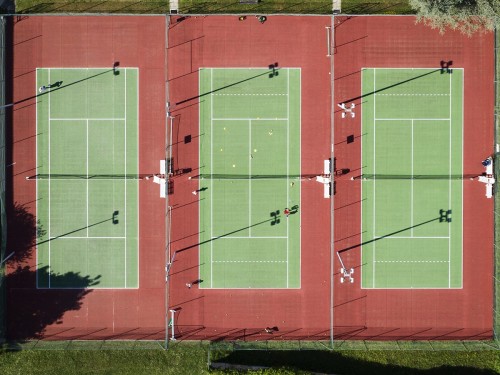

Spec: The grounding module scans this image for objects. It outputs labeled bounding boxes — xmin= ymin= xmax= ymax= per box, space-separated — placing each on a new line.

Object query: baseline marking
xmin=213 ymin=236 xmax=288 ymax=239
xmin=286 ymin=68 xmax=290 ymax=288
xmin=210 ymin=68 xmax=214 ymax=287
xmin=49 ymin=118 xmax=125 ymax=121
xmin=48 ymin=68 xmax=51 ymax=288
xmin=213 ymin=118 xmax=288 ymax=121
xmin=448 ymin=72 xmax=452 ymax=288
xmin=124 ymin=68 xmax=127 ymax=288
xmin=373 ymin=68 xmax=376 ymax=287
xmin=50 ymin=236 xmax=127 ymax=239
xmin=213 ymin=260 xmax=287 ymax=263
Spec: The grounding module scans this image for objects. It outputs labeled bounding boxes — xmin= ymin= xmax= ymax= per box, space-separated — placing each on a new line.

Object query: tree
xmin=409 ymin=0 xmax=499 ymax=35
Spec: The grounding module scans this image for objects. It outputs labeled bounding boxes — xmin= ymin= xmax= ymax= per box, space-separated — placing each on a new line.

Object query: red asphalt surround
xmin=167 ymin=15 xmax=333 ymax=339
xmin=8 ymin=16 xmax=167 ymax=340
xmin=333 ymin=16 xmax=494 ymax=339
xmin=6 ymin=15 xmax=494 ymax=342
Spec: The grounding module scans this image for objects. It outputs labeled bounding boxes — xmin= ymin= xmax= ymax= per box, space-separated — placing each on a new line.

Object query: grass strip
xmin=0 ymin=342 xmax=498 ymax=374
xmin=179 ymin=0 xmax=413 ymax=14
xmin=15 ymin=0 xmax=169 ymax=14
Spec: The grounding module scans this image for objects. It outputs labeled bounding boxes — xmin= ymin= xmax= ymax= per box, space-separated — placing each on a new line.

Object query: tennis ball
xmin=233 ymin=164 xmax=236 ymax=168
xmin=220 ymin=148 xmax=223 ymax=152
xmin=254 ymin=148 xmax=257 ymax=152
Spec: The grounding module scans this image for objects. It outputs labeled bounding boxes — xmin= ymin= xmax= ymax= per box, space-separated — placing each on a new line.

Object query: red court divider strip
xmin=167 ymin=15 xmax=333 ymax=339
xmin=8 ymin=16 xmax=166 ymax=340
xmin=333 ymin=16 xmax=494 ymax=339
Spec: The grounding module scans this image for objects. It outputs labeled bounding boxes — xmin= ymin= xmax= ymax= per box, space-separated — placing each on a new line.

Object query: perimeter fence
xmin=494 ymin=27 xmax=500 ymax=347
xmin=0 ymin=16 xmax=7 ymax=345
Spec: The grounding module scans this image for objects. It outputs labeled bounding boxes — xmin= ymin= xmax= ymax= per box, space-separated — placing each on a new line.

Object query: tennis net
xmin=190 ymin=173 xmax=326 ymax=180
xmin=352 ymin=174 xmax=481 ymax=180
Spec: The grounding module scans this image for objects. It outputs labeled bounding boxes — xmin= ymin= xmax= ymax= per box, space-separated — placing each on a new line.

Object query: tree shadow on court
xmin=6 ymin=203 xmax=118 ymax=264
xmin=6 ymin=265 xmax=100 ymax=341
xmin=213 ymin=350 xmax=498 ymax=374
xmin=6 ymin=202 xmax=45 ymax=264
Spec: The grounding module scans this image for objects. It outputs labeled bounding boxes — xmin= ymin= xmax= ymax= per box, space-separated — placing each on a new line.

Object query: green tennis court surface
xmin=198 ymin=68 xmax=301 ymax=288
xmin=36 ymin=68 xmax=139 ymax=289
xmin=361 ymin=68 xmax=463 ymax=289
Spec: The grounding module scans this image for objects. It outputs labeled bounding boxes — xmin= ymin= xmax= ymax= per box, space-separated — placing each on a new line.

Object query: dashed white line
xmin=213 ymin=260 xmax=287 ymax=263
xmin=374 ymin=260 xmax=449 ymax=263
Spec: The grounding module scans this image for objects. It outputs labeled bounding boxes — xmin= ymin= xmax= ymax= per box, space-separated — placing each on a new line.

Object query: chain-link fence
xmin=494 ymin=27 xmax=500 ymax=347
xmin=0 ymin=16 xmax=7 ymax=345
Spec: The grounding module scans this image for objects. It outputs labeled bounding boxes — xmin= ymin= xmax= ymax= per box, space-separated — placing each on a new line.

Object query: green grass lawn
xmin=179 ymin=0 xmax=413 ymax=14
xmin=12 ymin=0 xmax=412 ymax=14
xmin=14 ymin=0 xmax=168 ymax=14
xmin=0 ymin=343 xmax=498 ymax=374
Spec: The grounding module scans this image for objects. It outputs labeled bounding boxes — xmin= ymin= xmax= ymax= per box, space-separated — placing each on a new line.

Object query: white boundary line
xmin=207 ymin=67 xmax=302 ymax=70
xmin=35 ymin=69 xmax=39 ymax=289
xmin=198 ymin=69 xmax=202 ymax=286
xmin=411 ymin=119 xmax=414 ymax=236
xmin=39 ymin=67 xmax=119 ymax=70
xmin=212 ymin=117 xmax=288 ymax=121
xmin=86 ymin=119 xmax=89 ymax=239
xmin=360 ymin=68 xmax=363 ymax=289
xmin=48 ymin=68 xmax=51 ymax=289
xmin=372 ymin=68 xmax=376 ymax=288
xmin=214 ymin=236 xmax=288 ymax=239
xmin=370 ymin=67 xmax=465 ymax=71
xmin=448 ymin=71 xmax=452 ymax=288
xmin=136 ymin=68 xmax=140 ymax=289
xmin=375 ymin=260 xmax=449 ymax=263
xmin=298 ymin=68 xmax=302 ymax=289
xmin=213 ymin=93 xmax=287 ymax=96
xmin=50 ymin=118 xmax=125 ymax=121
xmin=249 ymin=119 xmax=252 ymax=237
xmin=373 ymin=236 xmax=450 ymax=239
xmin=51 ymin=237 xmax=126 ymax=239
xmin=210 ymin=68 xmax=214 ymax=288
xmin=286 ymin=68 xmax=290 ymax=288
xmin=375 ymin=118 xmax=450 ymax=121
xmin=124 ymin=68 xmax=128 ymax=288
xmin=460 ymin=69 xmax=464 ymax=289
xmin=213 ymin=260 xmax=287 ymax=263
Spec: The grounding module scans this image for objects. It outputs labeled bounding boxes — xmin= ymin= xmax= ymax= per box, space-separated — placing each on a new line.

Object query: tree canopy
xmin=409 ymin=0 xmax=499 ymax=35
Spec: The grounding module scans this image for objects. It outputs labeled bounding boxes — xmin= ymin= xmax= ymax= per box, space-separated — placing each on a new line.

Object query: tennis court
xmin=360 ymin=68 xmax=463 ymax=289
xmin=197 ymin=67 xmax=301 ymax=289
xmin=35 ymin=68 xmax=139 ymax=289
